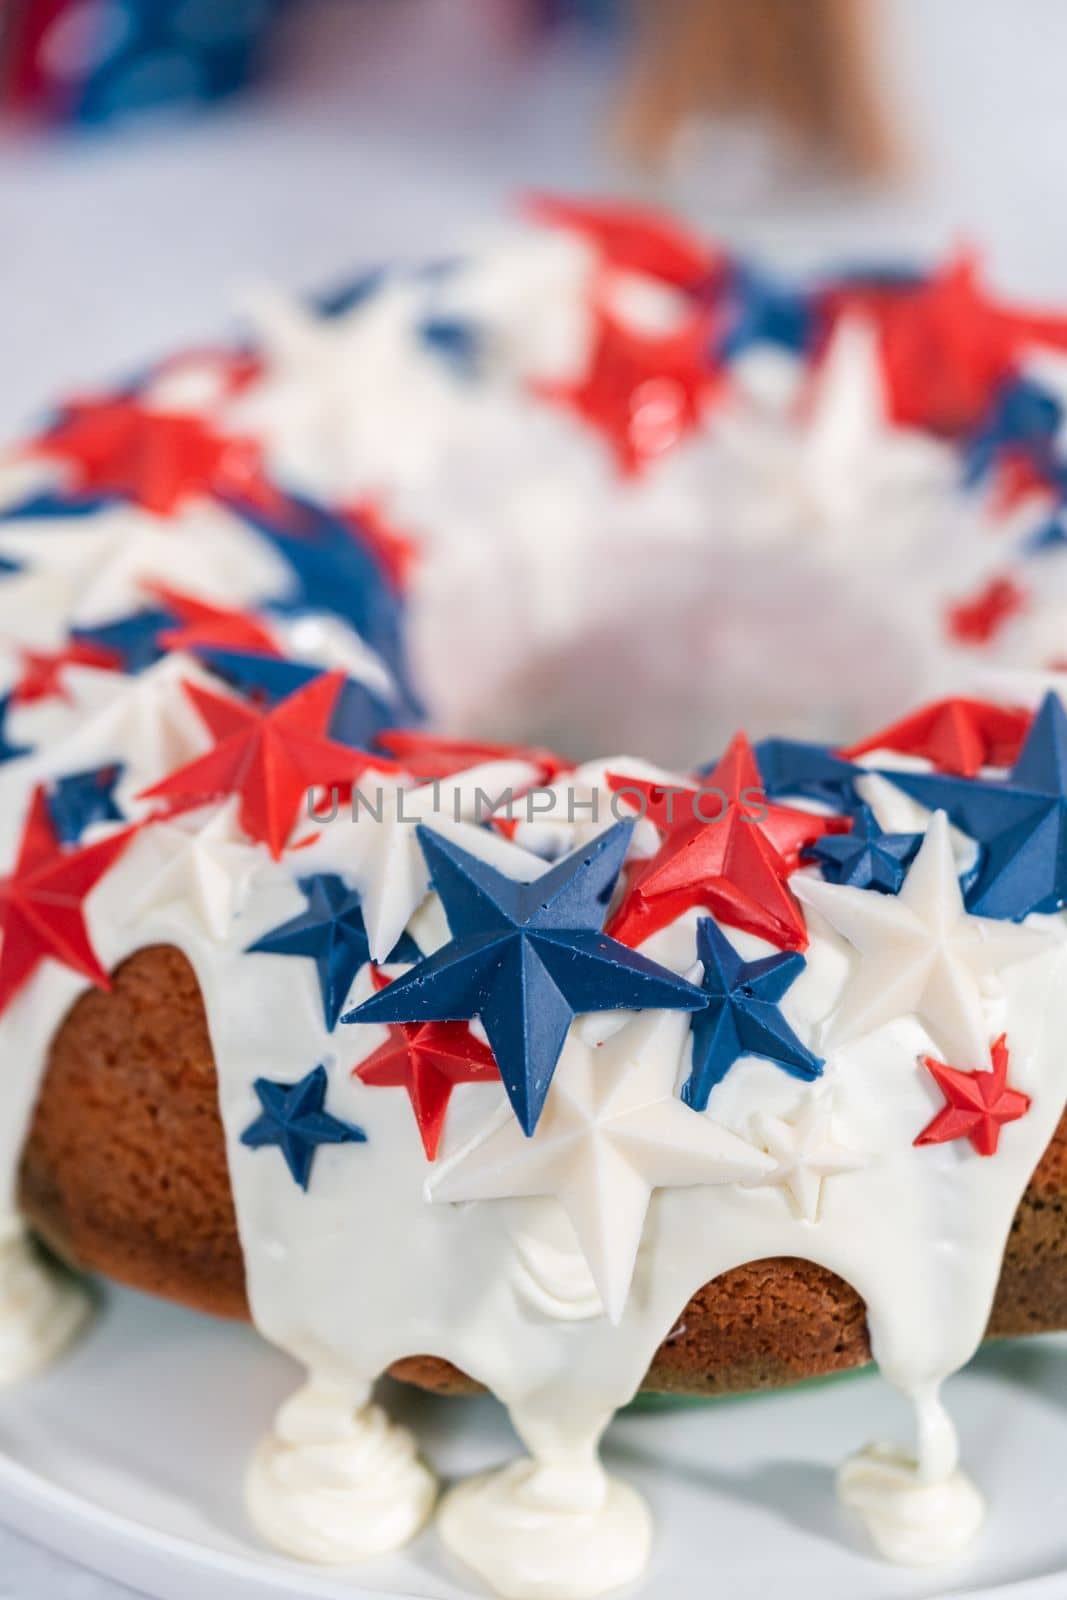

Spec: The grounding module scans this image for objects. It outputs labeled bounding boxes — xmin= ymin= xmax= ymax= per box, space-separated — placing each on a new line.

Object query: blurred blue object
xmin=6 ymin=0 xmax=290 ymax=127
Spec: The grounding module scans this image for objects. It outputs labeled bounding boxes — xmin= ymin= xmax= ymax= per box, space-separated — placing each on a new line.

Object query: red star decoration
xmin=914 ymin=1034 xmax=1030 ymax=1156
xmin=524 ymin=193 xmax=724 ymax=296
xmin=947 ymin=575 xmax=1028 ymax=646
xmin=139 ymin=671 xmax=394 ymax=858
xmin=375 ymin=729 xmax=569 ymax=785
xmin=825 ymin=251 xmax=1067 ymax=437
xmin=533 ymin=300 xmax=720 ymax=475
xmin=147 ymin=582 xmax=282 ymax=656
xmin=605 ymin=735 xmax=849 ymax=951
xmin=354 ymin=969 xmax=500 ymax=1159
xmin=842 ymin=697 xmax=1032 ymax=778
xmin=341 ymin=501 xmax=418 ymax=591
xmin=29 ymin=395 xmax=283 ymax=519
xmin=12 ymin=640 xmax=121 ymax=705
xmin=0 ymin=787 xmax=135 ymax=1015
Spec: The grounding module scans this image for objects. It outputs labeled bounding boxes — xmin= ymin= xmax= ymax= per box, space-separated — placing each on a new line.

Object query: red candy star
xmin=375 ymin=729 xmax=568 ymax=785
xmin=525 ymin=193 xmax=724 ymax=296
xmin=606 ymin=734 xmax=849 ymax=951
xmin=148 ymin=582 xmax=281 ymax=656
xmin=12 ymin=640 xmax=121 ymax=705
xmin=842 ymin=697 xmax=1032 ymax=778
xmin=915 ymin=1034 xmax=1030 ymax=1156
xmin=29 ymin=395 xmax=279 ymax=519
xmin=354 ymin=969 xmax=500 ymax=1159
xmin=533 ymin=301 xmax=720 ymax=475
xmin=947 ymin=575 xmax=1029 ymax=646
xmin=140 ymin=672 xmax=392 ymax=858
xmin=0 ymin=787 xmax=134 ymax=1015
xmin=826 ymin=252 xmax=1067 ymax=437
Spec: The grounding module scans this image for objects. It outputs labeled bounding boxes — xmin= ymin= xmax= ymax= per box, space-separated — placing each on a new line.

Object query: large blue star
xmin=225 ymin=494 xmax=408 ymax=690
xmin=344 ymin=820 xmax=707 ymax=1135
xmin=881 ymin=692 xmax=1067 ymax=919
xmin=240 ymin=1064 xmax=367 ymax=1191
xmin=248 ymin=874 xmax=420 ymax=1031
xmin=749 ymin=737 xmax=861 ymax=808
xmin=805 ymin=804 xmax=922 ymax=894
xmin=46 ymin=763 xmax=125 ymax=845
xmin=685 ymin=918 xmax=823 ymax=1111
xmin=72 ymin=608 xmax=174 ymax=674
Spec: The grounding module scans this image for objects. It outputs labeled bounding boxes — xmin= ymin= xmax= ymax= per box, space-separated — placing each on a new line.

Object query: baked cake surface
xmin=1 ymin=199 xmax=1067 ymax=1598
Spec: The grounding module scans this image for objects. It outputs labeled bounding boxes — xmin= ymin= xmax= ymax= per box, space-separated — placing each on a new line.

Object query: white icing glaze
xmin=0 ymin=1217 xmax=92 ymax=1384
xmin=246 ymin=1376 xmax=437 ymax=1561
xmin=437 ymin=1458 xmax=652 ymax=1600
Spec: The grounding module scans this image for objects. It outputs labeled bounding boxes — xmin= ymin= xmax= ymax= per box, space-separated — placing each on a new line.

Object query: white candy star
xmin=346 ymin=761 xmax=540 ymax=961
xmin=429 ymin=1007 xmax=772 ymax=1323
xmin=794 ymin=811 xmax=1049 ymax=1063
xmin=63 ymin=657 xmax=210 ymax=794
xmin=749 ymin=1095 xmax=865 ymax=1223
xmin=0 ymin=502 xmax=284 ymax=632
xmin=127 ymin=800 xmax=262 ymax=940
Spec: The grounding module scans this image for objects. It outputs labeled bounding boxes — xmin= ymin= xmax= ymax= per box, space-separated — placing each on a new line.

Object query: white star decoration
xmin=346 ymin=761 xmax=540 ymax=962
xmin=794 ymin=811 xmax=1049 ymax=1064
xmin=0 ymin=502 xmax=283 ymax=633
xmin=749 ymin=1096 xmax=865 ymax=1223
xmin=127 ymin=800 xmax=262 ymax=940
xmin=429 ymin=1007 xmax=773 ymax=1323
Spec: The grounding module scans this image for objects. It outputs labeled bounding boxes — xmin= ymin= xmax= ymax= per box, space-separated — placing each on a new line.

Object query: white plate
xmin=0 ymin=1285 xmax=1064 ymax=1600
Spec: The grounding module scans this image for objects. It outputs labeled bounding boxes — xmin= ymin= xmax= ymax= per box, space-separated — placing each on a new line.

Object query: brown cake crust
xmin=18 ymin=945 xmax=1067 ymax=1396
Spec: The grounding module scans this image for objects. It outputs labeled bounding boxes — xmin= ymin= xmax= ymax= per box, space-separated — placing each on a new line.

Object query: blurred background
xmin=1 ymin=0 xmax=1066 ymax=437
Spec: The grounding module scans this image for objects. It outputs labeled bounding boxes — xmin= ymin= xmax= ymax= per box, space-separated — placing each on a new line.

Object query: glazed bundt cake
xmin=1 ymin=198 xmax=1067 ymax=1598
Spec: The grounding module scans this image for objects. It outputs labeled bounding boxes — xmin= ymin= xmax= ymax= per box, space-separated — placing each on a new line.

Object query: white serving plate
xmin=0 ymin=1284 xmax=1064 ymax=1600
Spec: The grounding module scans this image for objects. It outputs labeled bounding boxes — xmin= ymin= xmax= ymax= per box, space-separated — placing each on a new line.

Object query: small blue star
xmin=193 ymin=647 xmax=401 ymax=751
xmin=248 ymin=874 xmax=420 ymax=1031
xmin=716 ymin=265 xmax=816 ymax=360
xmin=344 ymin=820 xmax=706 ymax=1135
xmin=0 ymin=694 xmax=31 ymax=766
xmin=805 ymin=804 xmax=922 ymax=894
xmin=881 ymin=692 xmax=1067 ymax=920
xmin=685 ymin=918 xmax=822 ymax=1110
xmin=240 ymin=1064 xmax=367 ymax=1190
xmin=749 ymin=738 xmax=861 ymax=808
xmin=965 ymin=376 xmax=1062 ymax=488
xmin=72 ymin=608 xmax=174 ymax=674
xmin=46 ymin=763 xmax=125 ymax=845
xmin=1024 ymin=511 xmax=1067 ymax=556
xmin=313 ymin=267 xmax=388 ymax=319
xmin=418 ymin=317 xmax=482 ymax=378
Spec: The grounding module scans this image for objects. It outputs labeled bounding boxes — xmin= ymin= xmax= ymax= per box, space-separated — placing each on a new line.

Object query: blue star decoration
xmin=240 ymin=1065 xmax=367 ymax=1191
xmin=881 ymin=691 xmax=1067 ymax=920
xmin=418 ymin=316 xmax=482 ymax=379
xmin=805 ymin=804 xmax=922 ymax=894
xmin=715 ymin=264 xmax=817 ymax=361
xmin=46 ymin=763 xmax=125 ymax=845
xmin=685 ymin=918 xmax=822 ymax=1110
xmin=71 ymin=608 xmax=174 ymax=674
xmin=965 ymin=375 xmax=1062 ymax=489
xmin=749 ymin=737 xmax=861 ymax=809
xmin=248 ymin=874 xmax=420 ymax=1031
xmin=224 ymin=493 xmax=409 ymax=694
xmin=0 ymin=694 xmax=31 ymax=766
xmin=344 ymin=820 xmax=706 ymax=1135
xmin=0 ymin=490 xmax=118 ymax=522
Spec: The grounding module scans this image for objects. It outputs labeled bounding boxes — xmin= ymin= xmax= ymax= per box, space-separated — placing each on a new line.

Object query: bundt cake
xmin=1 ymin=197 xmax=1066 ymax=1598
